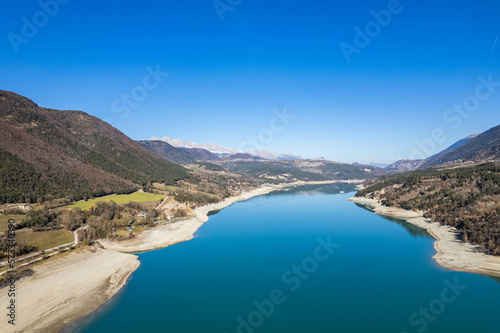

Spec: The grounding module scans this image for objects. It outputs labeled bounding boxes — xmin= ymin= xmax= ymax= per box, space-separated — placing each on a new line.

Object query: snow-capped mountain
xmin=353 ymin=162 xmax=389 ymax=168
xmin=151 ymin=136 xmax=241 ymax=155
xmin=149 ymin=137 xmax=304 ymax=160
xmin=248 ymin=149 xmax=279 ymax=160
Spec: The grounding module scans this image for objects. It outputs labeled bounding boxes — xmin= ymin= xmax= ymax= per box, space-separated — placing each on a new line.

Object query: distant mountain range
xmin=137 ymin=140 xmax=222 ymax=165
xmin=150 ymin=136 xmax=305 ymax=161
xmin=248 ymin=149 xmax=303 ymax=160
xmin=151 ymin=128 xmax=498 ymax=170
xmin=138 ymin=139 xmax=384 ymax=181
xmin=151 ymin=136 xmax=240 ymax=156
xmin=148 ymin=125 xmax=500 ymax=174
xmin=139 ymin=139 xmax=304 ymax=165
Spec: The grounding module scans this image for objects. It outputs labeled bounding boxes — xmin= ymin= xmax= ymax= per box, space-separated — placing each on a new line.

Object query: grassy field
xmin=66 ymin=191 xmax=165 ymax=210
xmin=153 ymin=183 xmax=183 ymax=192
xmin=16 ymin=229 xmax=74 ymax=251
xmin=0 ymin=215 xmax=24 ymax=232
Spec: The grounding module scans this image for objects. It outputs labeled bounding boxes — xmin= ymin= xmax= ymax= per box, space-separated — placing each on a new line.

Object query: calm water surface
xmin=77 ymin=184 xmax=500 ymax=333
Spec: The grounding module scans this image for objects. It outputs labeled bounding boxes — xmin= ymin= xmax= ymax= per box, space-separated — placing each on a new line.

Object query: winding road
xmin=0 ymin=226 xmax=86 ymax=273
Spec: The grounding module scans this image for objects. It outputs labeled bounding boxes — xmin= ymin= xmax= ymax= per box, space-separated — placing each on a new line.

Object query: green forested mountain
xmin=0 ymin=90 xmax=189 ymax=204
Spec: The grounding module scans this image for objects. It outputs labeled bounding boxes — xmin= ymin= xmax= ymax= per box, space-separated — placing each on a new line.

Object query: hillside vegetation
xmin=222 ymin=161 xmax=327 ymax=181
xmin=357 ymin=163 xmax=500 ymax=255
xmin=0 ymin=90 xmax=189 ymax=204
xmin=221 ymin=160 xmax=381 ymax=182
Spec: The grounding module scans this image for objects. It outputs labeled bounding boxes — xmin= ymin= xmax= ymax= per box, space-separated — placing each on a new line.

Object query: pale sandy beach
xmin=0 ymin=248 xmax=139 ymax=333
xmin=348 ymin=196 xmax=500 ymax=278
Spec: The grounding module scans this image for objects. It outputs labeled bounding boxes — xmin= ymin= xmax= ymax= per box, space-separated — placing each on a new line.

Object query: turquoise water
xmin=76 ymin=184 xmax=500 ymax=333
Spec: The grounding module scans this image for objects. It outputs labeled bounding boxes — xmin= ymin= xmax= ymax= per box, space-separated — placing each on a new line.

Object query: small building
xmin=7 ymin=204 xmax=32 ymax=211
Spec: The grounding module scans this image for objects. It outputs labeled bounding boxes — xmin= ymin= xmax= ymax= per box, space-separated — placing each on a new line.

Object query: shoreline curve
xmin=348 ymin=196 xmax=500 ymax=278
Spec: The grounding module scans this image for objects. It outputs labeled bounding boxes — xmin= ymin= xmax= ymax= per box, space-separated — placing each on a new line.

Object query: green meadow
xmin=66 ymin=191 xmax=165 ymax=210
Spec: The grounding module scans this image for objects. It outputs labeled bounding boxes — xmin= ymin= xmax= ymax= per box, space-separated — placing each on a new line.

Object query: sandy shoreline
xmin=0 ymin=248 xmax=139 ymax=333
xmin=348 ymin=196 xmax=500 ymax=278
xmin=99 ymin=180 xmax=352 ymax=253
xmin=1 ymin=180 xmax=349 ymax=333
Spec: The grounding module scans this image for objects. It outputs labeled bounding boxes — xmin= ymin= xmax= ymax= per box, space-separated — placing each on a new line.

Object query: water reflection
xmin=354 ymin=203 xmax=432 ymax=238
xmin=250 ymin=183 xmax=358 ymax=208
xmin=207 ymin=209 xmax=221 ymax=217
xmin=354 ymin=203 xmax=500 ymax=285
xmin=272 ymin=183 xmax=358 ymax=196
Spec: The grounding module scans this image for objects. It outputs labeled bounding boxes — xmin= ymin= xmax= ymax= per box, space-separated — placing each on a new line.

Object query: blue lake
xmin=77 ymin=184 xmax=500 ymax=333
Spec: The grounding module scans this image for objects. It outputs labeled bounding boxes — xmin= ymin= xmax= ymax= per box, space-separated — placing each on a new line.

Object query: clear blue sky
xmin=1 ymin=0 xmax=499 ymax=164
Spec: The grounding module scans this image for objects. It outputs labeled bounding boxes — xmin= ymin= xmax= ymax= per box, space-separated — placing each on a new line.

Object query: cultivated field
xmin=16 ymin=229 xmax=74 ymax=251
xmin=66 ymin=191 xmax=165 ymax=210
xmin=0 ymin=214 xmax=24 ymax=232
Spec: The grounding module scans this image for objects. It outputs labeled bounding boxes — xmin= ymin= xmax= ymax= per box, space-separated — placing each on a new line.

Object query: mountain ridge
xmin=422 ymin=125 xmax=500 ymax=167
xmin=0 ymin=90 xmax=189 ymax=203
xmin=150 ymin=136 xmax=304 ymax=160
xmin=386 ymin=131 xmax=496 ymax=173
xmin=137 ymin=140 xmax=222 ymax=165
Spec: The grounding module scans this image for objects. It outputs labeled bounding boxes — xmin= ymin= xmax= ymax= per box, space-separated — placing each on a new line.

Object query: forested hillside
xmin=0 ymin=90 xmax=189 ymax=204
xmin=357 ymin=163 xmax=500 ymax=254
xmin=221 ymin=159 xmax=381 ymax=181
